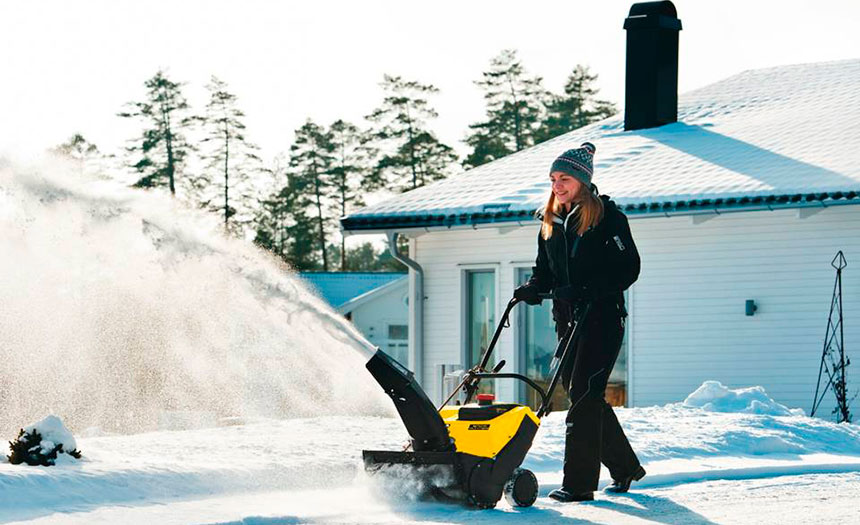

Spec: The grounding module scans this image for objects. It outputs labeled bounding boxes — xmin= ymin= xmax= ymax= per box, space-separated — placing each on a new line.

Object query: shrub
xmin=7 ymin=428 xmax=82 ymax=466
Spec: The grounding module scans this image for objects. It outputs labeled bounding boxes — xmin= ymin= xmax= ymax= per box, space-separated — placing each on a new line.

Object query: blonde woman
xmin=513 ymin=142 xmax=645 ymax=502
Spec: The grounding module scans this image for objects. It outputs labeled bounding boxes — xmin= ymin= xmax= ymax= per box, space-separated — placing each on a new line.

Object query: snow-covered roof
xmin=300 ymin=272 xmax=407 ymax=309
xmin=342 ymin=59 xmax=860 ymax=232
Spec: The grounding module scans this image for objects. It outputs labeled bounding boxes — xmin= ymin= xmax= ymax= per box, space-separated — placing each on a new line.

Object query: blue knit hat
xmin=550 ymin=142 xmax=596 ymax=188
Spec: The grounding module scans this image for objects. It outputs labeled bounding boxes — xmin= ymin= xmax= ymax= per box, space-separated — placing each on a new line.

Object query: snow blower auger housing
xmin=362 ymin=296 xmax=590 ymax=509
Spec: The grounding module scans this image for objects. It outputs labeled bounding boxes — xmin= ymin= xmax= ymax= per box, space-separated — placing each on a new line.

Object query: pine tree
xmin=255 ymin=181 xmax=320 ymax=270
xmin=462 ymin=123 xmax=510 ymax=169
xmin=366 ymin=75 xmax=458 ymax=192
xmin=326 ymin=241 xmax=406 ymax=272
xmin=118 ymin=70 xmax=194 ymax=195
xmin=536 ymin=65 xmax=617 ymax=142
xmin=328 ymin=119 xmax=380 ymax=270
xmin=198 ymin=76 xmax=261 ymax=236
xmin=254 ymin=156 xmax=322 ymax=270
xmin=464 ymin=49 xmax=548 ymax=169
xmin=51 ymin=133 xmax=101 ymax=177
xmin=289 ymin=120 xmax=335 ymax=271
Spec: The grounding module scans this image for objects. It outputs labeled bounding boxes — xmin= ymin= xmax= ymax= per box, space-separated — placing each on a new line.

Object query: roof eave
xmin=340 ymin=191 xmax=860 ymax=234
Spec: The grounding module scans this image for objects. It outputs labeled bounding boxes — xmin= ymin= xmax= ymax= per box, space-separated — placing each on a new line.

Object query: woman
xmin=514 ymin=142 xmax=645 ymax=502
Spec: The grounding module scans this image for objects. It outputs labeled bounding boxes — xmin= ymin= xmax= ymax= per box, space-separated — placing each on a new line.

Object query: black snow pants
xmin=557 ymin=302 xmax=641 ymax=493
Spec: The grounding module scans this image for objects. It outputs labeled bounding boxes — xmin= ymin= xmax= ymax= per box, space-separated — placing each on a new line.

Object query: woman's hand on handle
xmin=513 ymin=283 xmax=542 ymax=305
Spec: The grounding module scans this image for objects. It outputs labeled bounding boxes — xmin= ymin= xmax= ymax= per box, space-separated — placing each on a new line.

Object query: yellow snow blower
xmin=362 ymin=295 xmax=590 ymax=508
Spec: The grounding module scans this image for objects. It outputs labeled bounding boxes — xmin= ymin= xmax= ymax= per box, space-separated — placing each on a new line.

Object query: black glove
xmin=513 ymin=283 xmax=542 ymax=305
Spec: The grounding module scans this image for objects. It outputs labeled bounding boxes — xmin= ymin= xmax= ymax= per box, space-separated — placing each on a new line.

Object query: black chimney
xmin=623 ymin=1 xmax=682 ymax=131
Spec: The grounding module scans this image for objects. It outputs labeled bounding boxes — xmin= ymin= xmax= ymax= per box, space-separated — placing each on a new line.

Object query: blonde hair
xmin=540 ymin=183 xmax=604 ymax=240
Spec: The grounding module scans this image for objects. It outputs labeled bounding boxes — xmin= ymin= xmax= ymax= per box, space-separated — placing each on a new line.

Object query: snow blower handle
xmin=536 ymin=301 xmax=592 ymax=418
xmin=447 ymin=298 xmax=520 ymax=408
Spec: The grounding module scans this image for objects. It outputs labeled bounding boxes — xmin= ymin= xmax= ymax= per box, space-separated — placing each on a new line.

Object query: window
xmin=385 ymin=324 xmax=409 ymax=366
xmin=388 ymin=324 xmax=408 ymax=340
xmin=465 ymin=270 xmax=495 ymax=395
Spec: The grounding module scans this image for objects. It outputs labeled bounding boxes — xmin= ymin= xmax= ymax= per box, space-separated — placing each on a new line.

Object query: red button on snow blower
xmin=476 ymin=393 xmax=495 ymax=406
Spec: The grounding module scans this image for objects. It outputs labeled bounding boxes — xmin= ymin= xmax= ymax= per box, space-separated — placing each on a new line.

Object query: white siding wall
xmin=350 ymin=282 xmax=409 ymax=362
xmin=411 ymin=204 xmax=860 ymax=417
xmin=630 ymin=205 xmax=860 ymax=416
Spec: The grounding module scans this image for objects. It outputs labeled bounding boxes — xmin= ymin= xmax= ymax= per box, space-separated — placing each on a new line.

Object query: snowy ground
xmin=3 ymin=387 xmax=860 ymax=525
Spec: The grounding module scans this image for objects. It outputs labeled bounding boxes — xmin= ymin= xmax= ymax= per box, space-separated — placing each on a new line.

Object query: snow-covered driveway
xmin=3 ymin=385 xmax=860 ymax=524
xmin=12 ymin=471 xmax=860 ymax=524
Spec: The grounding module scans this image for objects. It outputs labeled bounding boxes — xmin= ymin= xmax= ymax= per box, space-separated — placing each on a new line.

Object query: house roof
xmin=300 ymin=272 xmax=407 ymax=309
xmin=342 ymin=59 xmax=860 ymax=233
xmin=335 ymin=276 xmax=408 ymax=314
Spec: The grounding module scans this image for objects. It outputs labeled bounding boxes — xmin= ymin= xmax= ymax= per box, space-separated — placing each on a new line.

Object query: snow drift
xmin=0 ymin=159 xmax=390 ymax=436
xmin=683 ymin=380 xmax=806 ymax=416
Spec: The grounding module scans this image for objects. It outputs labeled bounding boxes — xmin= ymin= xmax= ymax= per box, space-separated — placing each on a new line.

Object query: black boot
xmin=604 ymin=465 xmax=646 ymax=493
xmin=548 ymin=487 xmax=594 ymax=502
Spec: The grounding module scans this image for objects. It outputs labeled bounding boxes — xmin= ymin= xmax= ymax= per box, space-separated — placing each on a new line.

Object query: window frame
xmin=459 ymin=264 xmax=500 ymax=373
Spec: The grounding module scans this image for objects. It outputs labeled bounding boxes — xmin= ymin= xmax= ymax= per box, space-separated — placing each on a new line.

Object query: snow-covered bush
xmin=7 ymin=415 xmax=81 ymax=466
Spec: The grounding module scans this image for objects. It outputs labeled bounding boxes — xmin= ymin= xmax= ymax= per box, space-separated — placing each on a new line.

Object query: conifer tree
xmin=464 ymin=49 xmax=548 ymax=169
xmin=328 ymin=119 xmax=380 ymax=270
xmin=118 ymin=70 xmax=194 ymax=195
xmin=326 ymin=241 xmax=406 ymax=272
xmin=51 ymin=133 xmax=101 ymax=177
xmin=366 ymin=75 xmax=458 ymax=192
xmin=536 ymin=65 xmax=617 ymax=142
xmin=289 ymin=120 xmax=335 ymax=271
xmin=198 ymin=76 xmax=261 ymax=236
xmin=255 ymin=177 xmax=320 ymax=270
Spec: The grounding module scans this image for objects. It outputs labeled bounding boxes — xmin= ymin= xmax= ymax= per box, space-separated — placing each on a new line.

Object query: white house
xmin=341 ymin=7 xmax=859 ymax=417
xmin=300 ymin=272 xmax=409 ymax=364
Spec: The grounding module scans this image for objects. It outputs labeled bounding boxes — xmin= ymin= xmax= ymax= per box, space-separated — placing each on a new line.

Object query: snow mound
xmin=683 ymin=381 xmax=805 ymax=416
xmin=24 ymin=415 xmax=78 ymax=453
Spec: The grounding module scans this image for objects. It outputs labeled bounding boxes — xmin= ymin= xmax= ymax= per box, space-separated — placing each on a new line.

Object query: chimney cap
xmin=624 ymin=1 xmax=682 ymax=31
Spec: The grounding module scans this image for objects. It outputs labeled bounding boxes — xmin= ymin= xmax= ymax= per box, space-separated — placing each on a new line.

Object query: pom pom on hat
xmin=581 ymin=142 xmax=596 ymax=155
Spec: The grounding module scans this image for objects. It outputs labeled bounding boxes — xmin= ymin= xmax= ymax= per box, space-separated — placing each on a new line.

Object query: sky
xmin=1 ymin=0 xmax=859 ymax=165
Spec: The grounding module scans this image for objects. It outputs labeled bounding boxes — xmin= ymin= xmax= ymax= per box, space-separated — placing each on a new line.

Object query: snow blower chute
xmin=362 ymin=295 xmax=590 ymax=508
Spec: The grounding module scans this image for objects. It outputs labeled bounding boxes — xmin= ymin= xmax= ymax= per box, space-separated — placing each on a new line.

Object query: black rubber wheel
xmin=503 ymin=468 xmax=538 ymax=507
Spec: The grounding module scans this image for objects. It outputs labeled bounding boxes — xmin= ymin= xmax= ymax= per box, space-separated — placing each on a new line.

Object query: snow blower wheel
xmin=504 ymin=468 xmax=538 ymax=507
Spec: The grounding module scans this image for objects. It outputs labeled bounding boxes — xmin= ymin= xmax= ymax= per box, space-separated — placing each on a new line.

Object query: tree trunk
xmin=311 ymin=154 xmax=328 ymax=271
xmin=405 ymin=106 xmax=417 ymax=189
xmin=162 ymin=98 xmax=176 ymax=195
xmin=507 ymin=77 xmax=522 ymax=151
xmin=224 ymin=121 xmax=230 ymax=228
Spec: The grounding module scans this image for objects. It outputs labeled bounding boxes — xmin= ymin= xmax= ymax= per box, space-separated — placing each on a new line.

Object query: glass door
xmin=466 ymin=270 xmax=495 ymax=394
xmin=516 ymin=268 xmax=567 ymax=411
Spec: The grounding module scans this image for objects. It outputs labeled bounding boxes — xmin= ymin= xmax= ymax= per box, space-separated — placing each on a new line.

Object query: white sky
xmin=1 ymin=0 xmax=859 ymax=164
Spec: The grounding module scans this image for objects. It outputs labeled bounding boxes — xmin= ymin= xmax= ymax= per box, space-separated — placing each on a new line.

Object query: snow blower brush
xmin=362 ymin=295 xmax=590 ymax=509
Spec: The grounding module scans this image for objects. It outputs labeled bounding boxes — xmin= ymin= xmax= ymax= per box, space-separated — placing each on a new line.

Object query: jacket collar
xmin=550 ymin=204 xmax=580 ymax=227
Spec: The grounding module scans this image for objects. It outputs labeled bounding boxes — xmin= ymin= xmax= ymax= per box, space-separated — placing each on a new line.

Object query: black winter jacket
xmin=525 ymin=195 xmax=640 ymax=325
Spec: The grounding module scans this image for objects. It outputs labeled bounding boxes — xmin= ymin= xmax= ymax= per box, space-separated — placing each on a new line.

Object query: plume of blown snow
xmin=0 ymin=157 xmax=392 ymax=435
